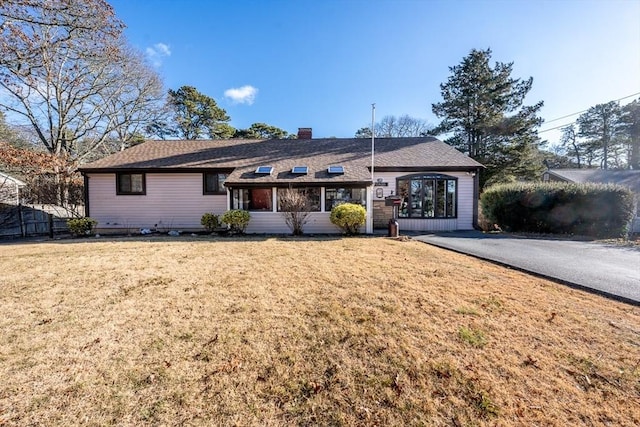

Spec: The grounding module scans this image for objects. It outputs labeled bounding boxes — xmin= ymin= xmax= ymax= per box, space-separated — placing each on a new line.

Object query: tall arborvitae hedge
xmin=481 ymin=182 xmax=635 ymax=238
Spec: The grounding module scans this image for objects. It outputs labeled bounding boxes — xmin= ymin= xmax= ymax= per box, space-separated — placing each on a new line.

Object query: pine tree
xmin=432 ymin=48 xmax=544 ymax=188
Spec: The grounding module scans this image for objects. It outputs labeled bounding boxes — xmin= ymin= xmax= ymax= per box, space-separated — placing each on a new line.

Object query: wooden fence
xmin=0 ymin=204 xmax=72 ymax=238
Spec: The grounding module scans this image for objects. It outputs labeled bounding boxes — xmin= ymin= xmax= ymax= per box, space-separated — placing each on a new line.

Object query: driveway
xmin=412 ymin=231 xmax=640 ymax=305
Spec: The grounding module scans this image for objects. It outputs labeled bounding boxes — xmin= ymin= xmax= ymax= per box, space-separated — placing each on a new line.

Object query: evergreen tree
xmin=432 ymin=48 xmax=544 ymax=188
xmin=234 ymin=123 xmax=289 ymax=139
xmin=167 ymin=86 xmax=231 ymax=139
xmin=576 ymin=101 xmax=623 ymax=170
xmin=620 ymin=98 xmax=640 ymax=170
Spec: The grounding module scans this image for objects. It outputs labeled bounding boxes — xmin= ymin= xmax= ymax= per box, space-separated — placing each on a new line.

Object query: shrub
xmin=279 ymin=188 xmax=311 ymax=235
xmin=200 ymin=212 xmax=220 ymax=232
xmin=330 ymin=203 xmax=366 ymax=235
xmin=220 ymin=209 xmax=250 ymax=234
xmin=67 ymin=217 xmax=98 ymax=237
xmin=481 ymin=182 xmax=635 ymax=238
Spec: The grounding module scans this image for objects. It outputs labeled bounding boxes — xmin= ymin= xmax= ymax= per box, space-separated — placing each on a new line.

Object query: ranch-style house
xmin=78 ymin=128 xmax=484 ymax=234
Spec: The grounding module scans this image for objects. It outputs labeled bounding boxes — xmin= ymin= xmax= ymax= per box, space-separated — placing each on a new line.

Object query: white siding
xmin=87 ymin=173 xmax=227 ymax=232
xmin=246 ymin=212 xmax=337 ymax=234
xmin=87 ymin=170 xmax=477 ymax=234
xmin=371 ymin=171 xmax=476 ymax=231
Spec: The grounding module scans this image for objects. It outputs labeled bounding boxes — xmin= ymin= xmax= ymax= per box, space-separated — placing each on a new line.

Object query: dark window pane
xmin=205 ymin=174 xmax=217 ymax=193
xmin=119 ymin=174 xmax=131 ymax=193
xmin=277 ymin=188 xmax=321 ymax=212
xmin=446 ymin=180 xmax=456 ymax=217
xmin=423 ymin=179 xmax=434 ymax=217
xmin=435 ymin=180 xmax=445 ymax=217
xmin=217 ymin=174 xmax=227 ymax=192
xmin=325 ymin=187 xmax=366 ymax=211
xmin=410 ymin=179 xmax=422 ymax=217
xmin=398 ymin=180 xmax=409 ymax=218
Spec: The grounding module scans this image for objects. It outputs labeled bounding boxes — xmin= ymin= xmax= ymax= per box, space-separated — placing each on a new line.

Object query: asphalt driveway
xmin=413 ymin=231 xmax=640 ymax=304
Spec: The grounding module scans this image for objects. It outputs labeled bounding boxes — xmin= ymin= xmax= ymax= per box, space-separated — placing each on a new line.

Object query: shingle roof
xmin=79 ymin=137 xmax=483 ymax=185
xmin=546 ymin=169 xmax=640 ymax=193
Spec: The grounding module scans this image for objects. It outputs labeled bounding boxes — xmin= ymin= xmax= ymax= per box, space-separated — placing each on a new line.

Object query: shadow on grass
xmin=0 ymin=232 xmax=381 ymax=246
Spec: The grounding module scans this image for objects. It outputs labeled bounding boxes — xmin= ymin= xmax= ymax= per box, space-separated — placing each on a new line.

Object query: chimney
xmin=297 ymin=127 xmax=312 ymax=139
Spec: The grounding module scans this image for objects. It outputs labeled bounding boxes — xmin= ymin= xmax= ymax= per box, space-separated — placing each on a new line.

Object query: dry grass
xmin=0 ymin=235 xmax=639 ymax=426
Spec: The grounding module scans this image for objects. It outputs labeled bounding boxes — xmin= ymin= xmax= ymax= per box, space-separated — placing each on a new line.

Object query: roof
xmin=545 ymin=169 xmax=640 ymax=193
xmin=0 ymin=171 xmax=26 ymax=187
xmin=79 ymin=137 xmax=483 ymax=185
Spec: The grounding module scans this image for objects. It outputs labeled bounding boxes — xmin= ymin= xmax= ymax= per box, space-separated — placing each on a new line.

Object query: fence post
xmin=18 ymin=204 xmax=25 ymax=237
xmin=48 ymin=213 xmax=54 ymax=238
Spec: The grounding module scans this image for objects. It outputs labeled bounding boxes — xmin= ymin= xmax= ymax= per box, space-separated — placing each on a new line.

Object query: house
xmin=542 ymin=168 xmax=640 ymax=233
xmin=78 ymin=129 xmax=484 ymax=234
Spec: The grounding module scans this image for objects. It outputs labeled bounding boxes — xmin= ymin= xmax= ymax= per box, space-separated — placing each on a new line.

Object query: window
xmin=291 ymin=166 xmax=308 ymax=174
xmin=327 ymin=165 xmax=344 ymax=174
xmin=397 ymin=174 xmax=457 ymax=218
xmin=203 ymin=172 xmax=227 ymax=195
xmin=325 ymin=187 xmax=366 ymax=211
xmin=116 ymin=173 xmax=145 ymax=195
xmin=277 ymin=187 xmax=321 ymax=212
xmin=232 ymin=188 xmax=273 ymax=211
xmin=255 ymin=166 xmax=273 ymax=175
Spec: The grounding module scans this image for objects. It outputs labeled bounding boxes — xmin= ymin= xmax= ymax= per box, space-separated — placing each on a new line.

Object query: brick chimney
xmin=297 ymin=127 xmax=312 ymax=139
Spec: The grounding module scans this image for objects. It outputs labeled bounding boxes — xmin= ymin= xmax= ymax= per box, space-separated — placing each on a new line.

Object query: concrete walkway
xmin=412 ymin=231 xmax=640 ymax=305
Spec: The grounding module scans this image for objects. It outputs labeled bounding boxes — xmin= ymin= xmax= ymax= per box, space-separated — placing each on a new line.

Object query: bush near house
xmin=279 ymin=188 xmax=312 ymax=236
xmin=67 ymin=217 xmax=98 ymax=237
xmin=481 ymin=182 xmax=635 ymax=238
xmin=330 ymin=203 xmax=366 ymax=235
xmin=200 ymin=213 xmax=220 ymax=232
xmin=220 ymin=209 xmax=250 ymax=234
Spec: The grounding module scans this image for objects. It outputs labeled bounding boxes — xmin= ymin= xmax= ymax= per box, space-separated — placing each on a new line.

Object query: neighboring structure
xmin=0 ymin=171 xmax=26 ymax=205
xmin=543 ymin=168 xmax=640 ymax=233
xmin=79 ymin=130 xmax=483 ymax=234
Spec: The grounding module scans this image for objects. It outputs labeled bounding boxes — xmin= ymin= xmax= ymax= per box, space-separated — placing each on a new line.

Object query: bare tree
xmin=279 ymin=188 xmax=312 ymax=236
xmin=355 ymin=114 xmax=433 ymax=138
xmin=0 ymin=0 xmax=164 ymax=161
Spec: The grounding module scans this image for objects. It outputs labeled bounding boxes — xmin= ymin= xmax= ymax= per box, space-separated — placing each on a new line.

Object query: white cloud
xmin=145 ymin=43 xmax=171 ymax=67
xmin=224 ymin=85 xmax=258 ymax=105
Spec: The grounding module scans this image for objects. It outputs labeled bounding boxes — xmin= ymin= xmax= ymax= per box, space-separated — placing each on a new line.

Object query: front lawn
xmin=0 ymin=236 xmax=638 ymax=425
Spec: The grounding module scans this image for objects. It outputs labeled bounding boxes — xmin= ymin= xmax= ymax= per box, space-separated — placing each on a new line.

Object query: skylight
xmin=291 ymin=166 xmax=308 ymax=174
xmin=255 ymin=166 xmax=273 ymax=174
xmin=327 ymin=165 xmax=344 ymax=174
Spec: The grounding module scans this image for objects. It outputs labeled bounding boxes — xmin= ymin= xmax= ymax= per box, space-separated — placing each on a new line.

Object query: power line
xmin=538 ymin=91 xmax=640 ymax=133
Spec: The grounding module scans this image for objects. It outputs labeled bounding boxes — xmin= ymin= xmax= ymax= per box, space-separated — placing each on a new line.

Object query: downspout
xmin=472 ymin=168 xmax=480 ymax=230
xmin=82 ymin=173 xmax=90 ymax=217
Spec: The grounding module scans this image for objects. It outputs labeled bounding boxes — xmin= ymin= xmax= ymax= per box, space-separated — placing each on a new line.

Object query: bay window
xmin=397 ymin=174 xmax=457 ymax=218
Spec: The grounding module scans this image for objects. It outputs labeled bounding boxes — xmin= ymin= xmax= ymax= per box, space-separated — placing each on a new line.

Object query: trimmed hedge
xmin=67 ymin=217 xmax=98 ymax=237
xmin=481 ymin=182 xmax=634 ymax=238
xmin=221 ymin=209 xmax=250 ymax=234
xmin=200 ymin=212 xmax=220 ymax=232
xmin=330 ymin=203 xmax=366 ymax=235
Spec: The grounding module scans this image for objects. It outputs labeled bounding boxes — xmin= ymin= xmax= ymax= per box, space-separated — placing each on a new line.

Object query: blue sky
xmin=110 ymin=0 xmax=640 ymax=144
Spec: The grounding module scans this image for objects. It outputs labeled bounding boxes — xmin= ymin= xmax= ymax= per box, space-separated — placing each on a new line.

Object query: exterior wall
xmin=87 ymin=173 xmax=227 ymax=232
xmin=87 ymin=170 xmax=476 ymax=234
xmin=246 ymin=212 xmax=337 ymax=234
xmin=371 ymin=171 xmax=476 ymax=231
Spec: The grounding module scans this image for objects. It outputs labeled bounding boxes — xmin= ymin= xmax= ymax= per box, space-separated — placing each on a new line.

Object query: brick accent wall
xmin=373 ymin=200 xmax=394 ymax=229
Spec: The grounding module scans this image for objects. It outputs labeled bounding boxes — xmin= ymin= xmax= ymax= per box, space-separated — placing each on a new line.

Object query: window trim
xmin=116 ymin=172 xmax=146 ymax=195
xmin=203 ymin=172 xmax=227 ymax=195
xmin=396 ymin=173 xmax=458 ymax=219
